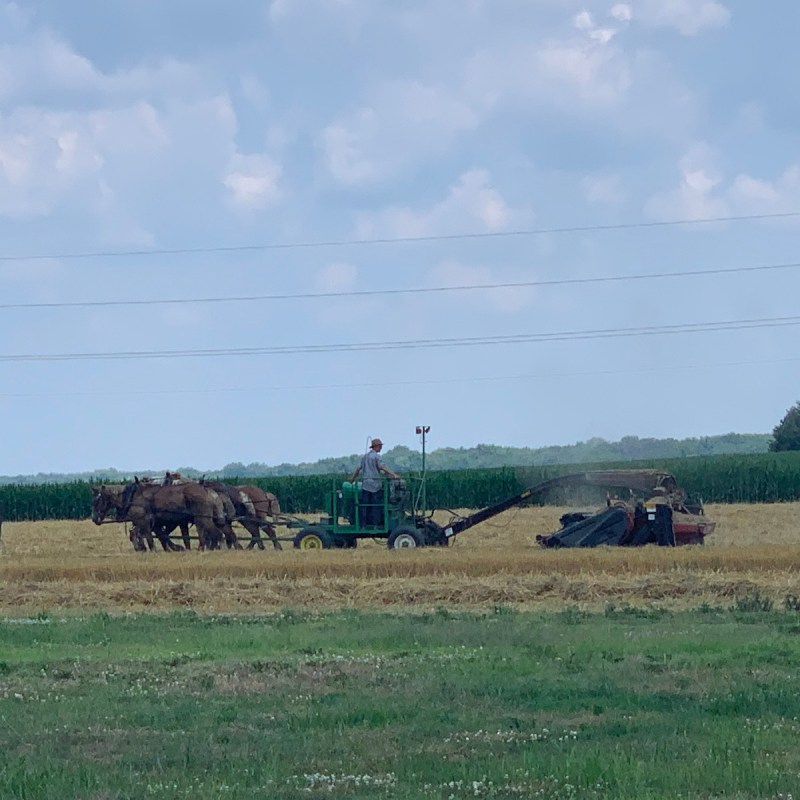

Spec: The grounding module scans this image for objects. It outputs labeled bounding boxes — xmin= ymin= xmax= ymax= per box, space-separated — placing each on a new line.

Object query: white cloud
xmin=729 ymin=166 xmax=800 ymax=214
xmin=479 ymin=9 xmax=631 ymax=109
xmin=0 ymin=102 xmax=175 ymax=219
xmin=0 ymin=14 xmax=243 ymax=227
xmin=356 ymin=169 xmax=522 ymax=239
xmin=223 ymin=153 xmax=282 ymax=211
xmin=645 ymin=144 xmax=728 ymax=221
xmin=320 ymin=113 xmax=380 ymax=185
xmin=0 ymin=21 xmax=217 ymax=110
xmin=647 ymin=146 xmax=800 ymax=223
xmin=537 ymin=34 xmax=630 ymax=104
xmin=634 ymin=0 xmax=730 ymax=36
xmin=0 ymin=112 xmax=101 ymax=218
xmin=610 ymin=4 xmax=633 ymax=23
xmin=589 ymin=27 xmax=617 ymax=44
xmin=0 ymin=34 xmax=99 ymax=100
xmin=320 ymin=80 xmax=478 ymax=185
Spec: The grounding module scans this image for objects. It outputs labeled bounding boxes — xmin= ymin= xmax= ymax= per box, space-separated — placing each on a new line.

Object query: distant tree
xmin=769 ymin=402 xmax=800 ymax=452
xmin=220 ymin=461 xmax=247 ymax=478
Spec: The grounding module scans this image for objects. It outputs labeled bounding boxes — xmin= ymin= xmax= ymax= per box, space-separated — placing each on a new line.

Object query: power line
xmin=1 ymin=353 xmax=798 ymax=397
xmin=2 ymin=314 xmax=798 ymax=363
xmin=2 ymin=258 xmax=800 ymax=311
xmin=0 ymin=210 xmax=797 ymax=263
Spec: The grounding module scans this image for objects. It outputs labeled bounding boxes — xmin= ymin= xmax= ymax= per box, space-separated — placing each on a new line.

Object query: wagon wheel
xmin=293 ymin=528 xmax=331 ymax=550
xmin=387 ymin=526 xmax=423 ymax=550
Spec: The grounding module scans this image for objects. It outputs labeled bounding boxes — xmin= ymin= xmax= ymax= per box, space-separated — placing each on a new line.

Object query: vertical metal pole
xmin=421 ymin=426 xmax=427 ymax=513
xmin=416 ymin=425 xmax=430 ymax=513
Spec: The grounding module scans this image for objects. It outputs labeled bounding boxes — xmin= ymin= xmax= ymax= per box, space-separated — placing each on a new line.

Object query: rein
xmin=117 ymin=482 xmax=140 ymax=520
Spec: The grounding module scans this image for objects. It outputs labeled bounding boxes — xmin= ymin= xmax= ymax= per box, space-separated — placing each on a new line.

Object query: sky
xmin=1 ymin=0 xmax=799 ymax=476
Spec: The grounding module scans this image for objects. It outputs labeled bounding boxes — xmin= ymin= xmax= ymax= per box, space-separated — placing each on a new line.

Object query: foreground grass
xmin=2 ymin=606 xmax=800 ymax=799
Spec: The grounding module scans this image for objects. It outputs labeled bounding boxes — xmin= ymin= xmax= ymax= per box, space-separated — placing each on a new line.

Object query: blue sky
xmin=1 ymin=0 xmax=799 ymax=476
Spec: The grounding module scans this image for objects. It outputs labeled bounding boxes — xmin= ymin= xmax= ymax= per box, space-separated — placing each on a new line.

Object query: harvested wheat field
xmin=1 ymin=503 xmax=799 ymax=614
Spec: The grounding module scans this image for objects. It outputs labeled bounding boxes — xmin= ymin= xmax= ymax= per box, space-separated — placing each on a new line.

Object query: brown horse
xmin=90 ymin=484 xmax=167 ymax=551
xmin=153 ymin=472 xmax=247 ymax=550
xmin=91 ymin=481 xmax=230 ymax=552
xmin=134 ymin=477 xmax=193 ymax=549
xmin=200 ymin=480 xmax=283 ymax=550
xmin=201 ymin=486 xmax=242 ymax=550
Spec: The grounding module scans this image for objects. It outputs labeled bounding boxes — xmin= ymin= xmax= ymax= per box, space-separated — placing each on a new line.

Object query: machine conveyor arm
xmin=443 ymin=470 xmax=677 ymax=537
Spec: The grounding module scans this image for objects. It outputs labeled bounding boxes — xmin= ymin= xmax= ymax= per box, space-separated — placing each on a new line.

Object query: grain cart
xmin=292 ymin=478 xmax=447 ymax=549
xmin=291 ymin=469 xmax=714 ymax=549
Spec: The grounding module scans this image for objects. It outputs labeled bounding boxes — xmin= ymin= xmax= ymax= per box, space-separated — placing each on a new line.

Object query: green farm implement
xmin=289 ymin=469 xmax=715 ymax=550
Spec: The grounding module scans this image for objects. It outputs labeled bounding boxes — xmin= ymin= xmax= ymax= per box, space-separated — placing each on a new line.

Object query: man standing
xmin=349 ymin=438 xmax=399 ymax=528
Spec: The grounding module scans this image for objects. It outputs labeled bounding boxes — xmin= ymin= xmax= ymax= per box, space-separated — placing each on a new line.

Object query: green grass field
xmin=2 ymin=605 xmax=800 ymax=799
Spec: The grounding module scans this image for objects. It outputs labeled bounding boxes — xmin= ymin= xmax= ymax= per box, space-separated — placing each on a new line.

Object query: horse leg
xmin=157 ymin=528 xmax=173 ymax=552
xmin=222 ymin=523 xmax=242 ymax=550
xmin=129 ymin=526 xmax=148 ymax=552
xmin=180 ymin=522 xmax=191 ymax=550
xmin=261 ymin=521 xmax=282 ymax=550
xmin=242 ymin=520 xmax=264 ymax=550
xmin=197 ymin=522 xmax=222 ymax=551
xmin=156 ymin=523 xmax=184 ymax=552
xmin=140 ymin=527 xmax=157 ymax=552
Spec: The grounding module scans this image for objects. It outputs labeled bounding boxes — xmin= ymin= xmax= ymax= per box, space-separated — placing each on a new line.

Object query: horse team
xmin=91 ymin=473 xmax=283 ymax=552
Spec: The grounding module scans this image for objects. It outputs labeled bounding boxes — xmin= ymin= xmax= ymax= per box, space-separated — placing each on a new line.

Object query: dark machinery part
xmin=537 ymin=502 xmax=676 ymax=548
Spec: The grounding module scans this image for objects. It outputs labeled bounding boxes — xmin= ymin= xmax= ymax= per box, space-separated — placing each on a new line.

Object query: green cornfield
xmin=2 ymin=452 xmax=800 ymax=522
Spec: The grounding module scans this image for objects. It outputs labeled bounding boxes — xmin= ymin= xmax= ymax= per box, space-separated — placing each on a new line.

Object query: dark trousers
xmin=359 ymin=488 xmax=383 ymax=528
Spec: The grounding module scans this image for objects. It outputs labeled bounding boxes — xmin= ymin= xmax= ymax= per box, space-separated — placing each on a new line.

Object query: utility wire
xmin=1 ymin=354 xmax=798 ymax=398
xmin=2 ymin=258 xmax=800 ymax=311
xmin=1 ymin=314 xmax=798 ymax=363
xmin=0 ymin=210 xmax=797 ymax=263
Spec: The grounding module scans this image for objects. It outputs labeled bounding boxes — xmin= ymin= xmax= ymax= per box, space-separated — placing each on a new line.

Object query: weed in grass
xmin=604 ymin=604 xmax=670 ymax=620
xmin=558 ymin=606 xmax=591 ymax=624
xmin=784 ymin=594 xmax=800 ymax=612
xmin=733 ymin=590 xmax=774 ymax=613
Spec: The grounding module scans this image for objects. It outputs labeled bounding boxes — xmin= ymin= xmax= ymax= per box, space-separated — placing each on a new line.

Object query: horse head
xmin=91 ymin=486 xmax=110 ymax=525
xmin=90 ymin=484 xmax=125 ymax=525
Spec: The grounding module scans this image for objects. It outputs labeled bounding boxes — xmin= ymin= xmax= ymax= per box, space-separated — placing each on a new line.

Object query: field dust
xmin=1 ymin=503 xmax=799 ymax=614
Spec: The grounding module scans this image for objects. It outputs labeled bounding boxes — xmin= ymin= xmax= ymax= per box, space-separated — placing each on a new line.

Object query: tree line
xmin=0 ymin=432 xmax=771 ymax=487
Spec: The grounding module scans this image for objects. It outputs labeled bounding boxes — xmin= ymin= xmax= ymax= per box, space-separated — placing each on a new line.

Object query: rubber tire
xmin=293 ymin=529 xmax=331 ymax=550
xmin=387 ymin=527 xmax=423 ymax=550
